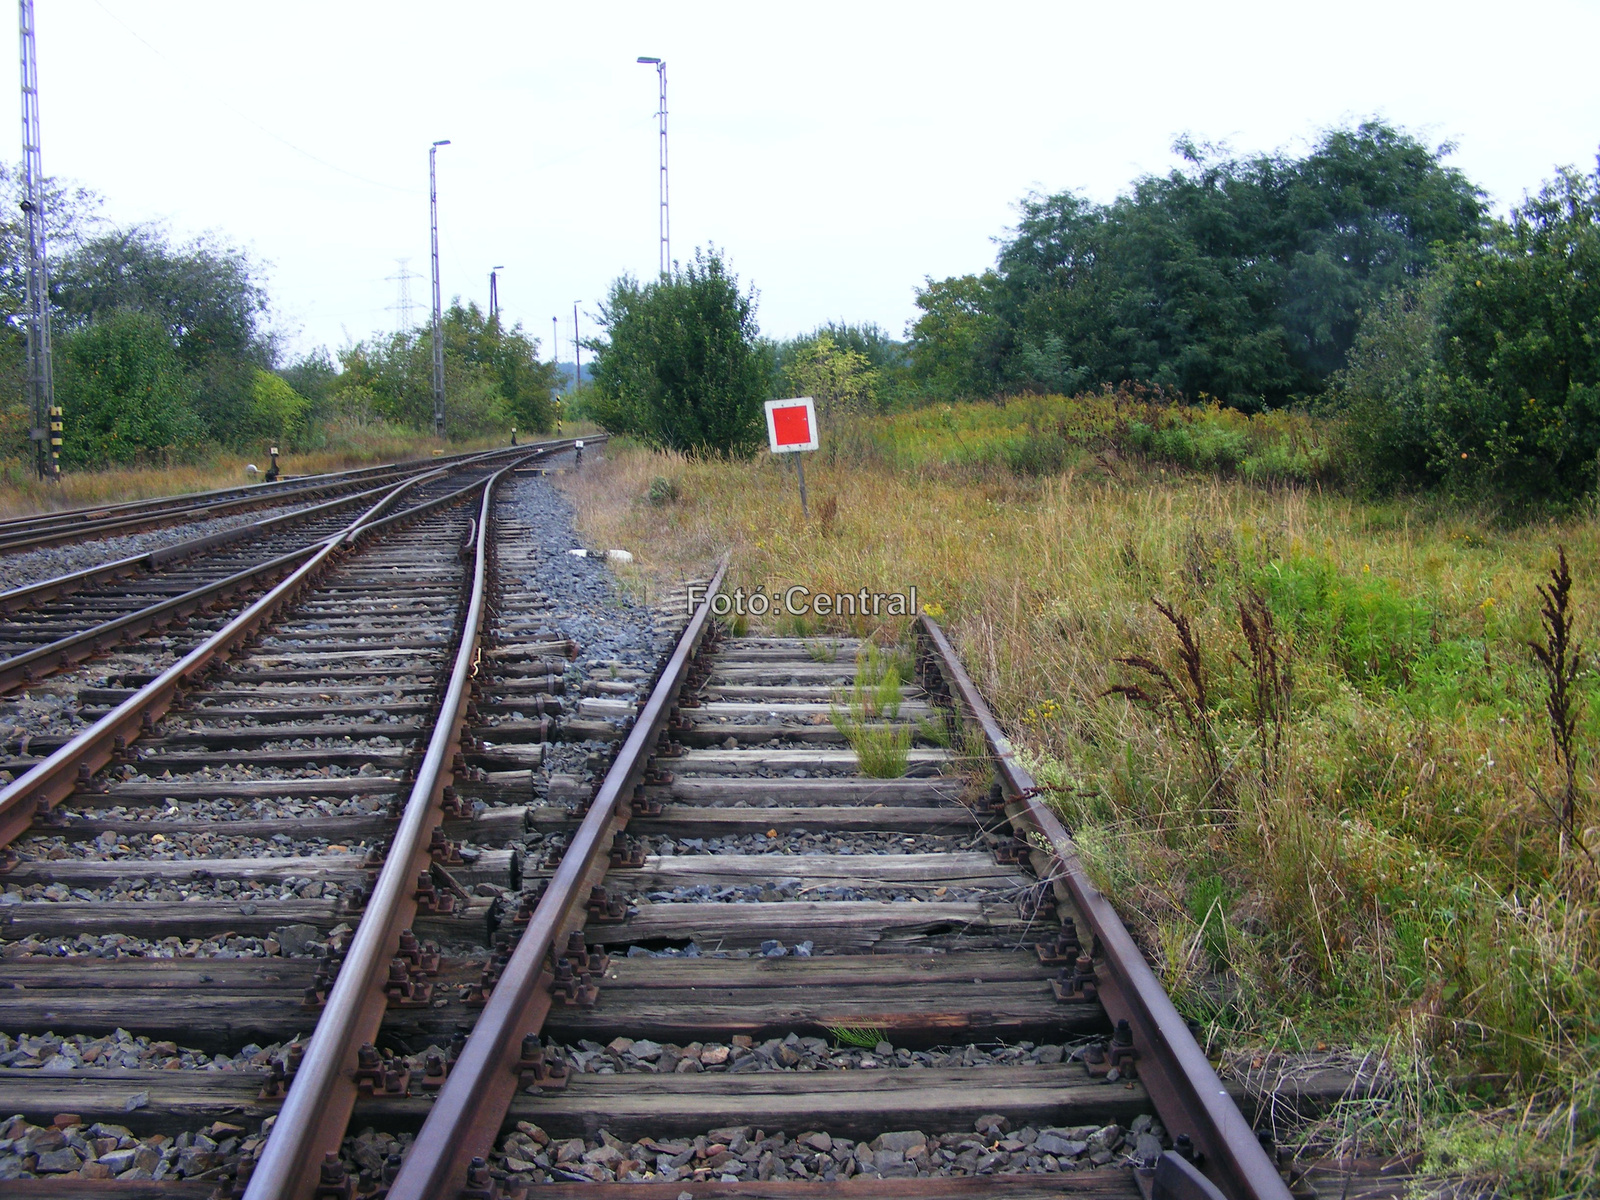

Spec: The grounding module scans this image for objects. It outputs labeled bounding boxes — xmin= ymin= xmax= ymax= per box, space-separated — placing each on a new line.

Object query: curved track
xmin=0 ymin=445 xmax=574 ymax=696
xmin=0 ymin=447 xmax=529 ymax=558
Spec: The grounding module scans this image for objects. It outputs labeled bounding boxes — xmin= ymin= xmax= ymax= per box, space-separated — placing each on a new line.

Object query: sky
xmin=12 ymin=0 xmax=1600 ymax=363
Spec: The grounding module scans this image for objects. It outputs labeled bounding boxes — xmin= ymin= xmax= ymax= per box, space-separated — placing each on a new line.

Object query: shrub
xmin=1333 ymin=163 xmax=1600 ymax=504
xmin=588 ymin=248 xmax=769 ymax=456
xmin=56 ymin=309 xmax=206 ymax=468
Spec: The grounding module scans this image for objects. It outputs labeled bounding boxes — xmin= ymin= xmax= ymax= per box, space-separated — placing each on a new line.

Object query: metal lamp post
xmin=636 ymin=56 xmax=668 ymax=277
xmin=428 ymin=139 xmax=451 ymax=438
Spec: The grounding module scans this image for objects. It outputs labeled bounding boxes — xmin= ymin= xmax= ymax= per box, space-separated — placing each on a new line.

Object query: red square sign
xmin=764 ymin=397 xmax=818 ymax=453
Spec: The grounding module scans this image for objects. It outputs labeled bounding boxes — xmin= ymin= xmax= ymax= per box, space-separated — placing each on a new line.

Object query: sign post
xmin=764 ymin=396 xmax=818 ymax=518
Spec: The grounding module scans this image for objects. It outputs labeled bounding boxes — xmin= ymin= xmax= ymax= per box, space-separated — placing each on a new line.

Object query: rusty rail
xmin=239 ymin=454 xmax=594 ymax=1200
xmin=0 ymin=441 xmax=539 ymax=554
xmin=379 ymin=556 xmax=730 ymax=1200
xmin=915 ymin=615 xmax=1290 ymax=1200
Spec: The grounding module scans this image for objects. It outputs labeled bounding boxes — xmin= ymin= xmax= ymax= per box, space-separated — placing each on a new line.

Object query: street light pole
xmin=428 ymin=139 xmax=451 ymax=439
xmin=636 ymin=56 xmax=668 ymax=277
xmin=572 ymin=302 xmax=581 ymax=390
xmin=489 ymin=265 xmax=504 ymax=326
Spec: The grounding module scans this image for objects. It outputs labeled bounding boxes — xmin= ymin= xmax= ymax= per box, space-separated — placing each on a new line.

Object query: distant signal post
xmin=765 ymin=396 xmax=818 ymax=518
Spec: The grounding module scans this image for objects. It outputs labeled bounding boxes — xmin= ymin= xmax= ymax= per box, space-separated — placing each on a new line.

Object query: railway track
xmin=0 ymin=445 xmax=573 ymax=697
xmin=0 ymin=458 xmax=1368 ymax=1200
xmin=0 ymin=447 xmax=528 ymax=559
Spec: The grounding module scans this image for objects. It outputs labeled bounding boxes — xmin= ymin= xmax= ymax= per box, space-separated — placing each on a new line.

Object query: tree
xmin=1334 ymin=161 xmax=1600 ymax=502
xmin=330 ymin=303 xmax=560 ymax=438
xmin=51 ymin=224 xmax=276 ymax=448
xmin=912 ymin=121 xmax=1486 ymax=409
xmin=783 ymin=332 xmax=879 ymax=417
xmin=908 ymin=273 xmax=1002 ymax=400
xmin=588 ymin=248 xmax=768 ymax=455
xmin=55 ymin=309 xmax=205 ymax=467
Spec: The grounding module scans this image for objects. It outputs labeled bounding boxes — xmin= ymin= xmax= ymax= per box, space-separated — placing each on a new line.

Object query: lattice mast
xmin=387 ymin=258 xmax=420 ymax=340
xmin=18 ymin=0 xmax=57 ymax=479
xmin=428 ymin=140 xmax=450 ymax=438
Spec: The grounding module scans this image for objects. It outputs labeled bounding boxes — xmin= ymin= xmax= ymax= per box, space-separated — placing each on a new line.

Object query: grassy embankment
xmin=560 ymin=392 xmax=1599 ymax=1195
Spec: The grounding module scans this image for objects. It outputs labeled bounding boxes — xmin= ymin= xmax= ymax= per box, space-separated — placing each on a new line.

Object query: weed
xmin=1106 ymin=597 xmax=1229 ymax=805
xmin=826 ymin=1024 xmax=887 ymax=1049
xmin=831 ymin=642 xmax=913 ymax=777
xmin=804 ymin=638 xmax=839 ymax=663
xmin=1527 ymin=546 xmax=1586 ymax=858
xmin=646 ymin=475 xmax=680 ymax=506
xmin=817 ymin=493 xmax=839 ymax=536
xmin=1233 ymin=588 xmax=1292 ymax=776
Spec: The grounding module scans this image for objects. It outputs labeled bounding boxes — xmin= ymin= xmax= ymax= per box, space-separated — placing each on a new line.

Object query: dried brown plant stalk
xmin=1527 ymin=546 xmax=1585 ymax=855
xmin=1105 ymin=597 xmax=1229 ymax=804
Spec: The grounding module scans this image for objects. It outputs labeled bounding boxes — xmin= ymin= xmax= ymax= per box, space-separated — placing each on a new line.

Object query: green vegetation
xmin=0 ymin=167 xmax=557 ymax=476
xmin=586 ymin=248 xmax=768 ymax=455
xmin=910 ymin=121 xmax=1485 ymax=409
xmin=1332 ymin=165 xmax=1600 ymax=503
xmin=332 ymin=302 xmax=561 ymax=441
xmin=830 ymin=644 xmax=914 ymax=777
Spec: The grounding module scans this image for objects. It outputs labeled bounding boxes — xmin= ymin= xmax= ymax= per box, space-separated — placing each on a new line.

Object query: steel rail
xmin=0 ymin=446 xmax=534 ymax=617
xmin=0 ymin=440 xmax=598 ymax=695
xmin=241 ymin=453 xmax=558 ymax=1200
xmin=0 ymin=453 xmax=500 ymax=852
xmin=915 ymin=615 xmax=1290 ymax=1200
xmin=0 ymin=480 xmax=435 ymax=692
xmin=382 ymin=555 xmax=731 ymax=1200
xmin=0 ymin=441 xmax=540 ymax=549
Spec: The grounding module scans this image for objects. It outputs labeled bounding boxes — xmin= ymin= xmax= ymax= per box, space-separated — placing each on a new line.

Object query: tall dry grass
xmin=561 ymin=432 xmax=1600 ymax=1192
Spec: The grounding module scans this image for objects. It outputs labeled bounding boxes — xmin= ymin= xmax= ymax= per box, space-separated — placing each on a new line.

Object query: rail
xmin=914 ymin=614 xmax=1290 ymax=1200
xmin=0 ymin=441 xmax=546 ymax=553
xmin=240 ymin=453 xmax=551 ymax=1199
xmin=380 ymin=555 xmax=730 ymax=1200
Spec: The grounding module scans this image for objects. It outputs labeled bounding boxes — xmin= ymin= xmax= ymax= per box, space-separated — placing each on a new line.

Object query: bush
xmin=1333 ymin=162 xmax=1600 ymax=503
xmin=588 ymin=248 xmax=768 ymax=455
xmin=56 ymin=310 xmax=206 ymax=468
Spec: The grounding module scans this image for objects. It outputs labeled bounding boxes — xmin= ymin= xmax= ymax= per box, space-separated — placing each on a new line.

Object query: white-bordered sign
xmin=764 ymin=396 xmax=818 ymax=454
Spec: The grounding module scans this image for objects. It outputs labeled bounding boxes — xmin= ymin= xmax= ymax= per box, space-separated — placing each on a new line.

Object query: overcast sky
xmin=14 ymin=0 xmax=1600 ymax=363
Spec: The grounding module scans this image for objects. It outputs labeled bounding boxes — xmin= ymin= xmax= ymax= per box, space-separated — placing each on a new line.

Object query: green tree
xmin=330 ymin=303 xmax=559 ymax=438
xmin=783 ymin=331 xmax=879 ymax=417
xmin=913 ymin=121 xmax=1485 ymax=409
xmin=55 ymin=309 xmax=206 ymax=467
xmin=1334 ymin=161 xmax=1600 ymax=502
xmin=51 ymin=224 xmax=275 ymax=449
xmin=588 ymin=248 xmax=768 ymax=454
xmin=908 ymin=272 xmax=1002 ymax=400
